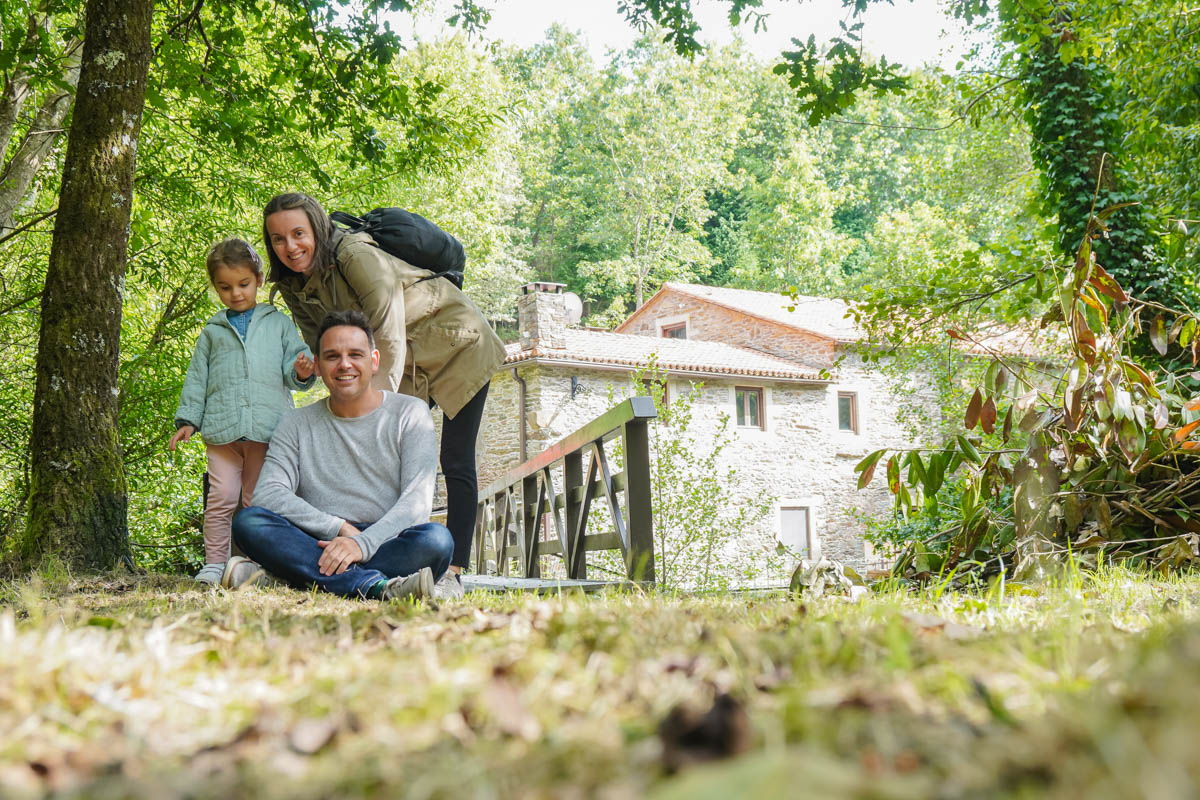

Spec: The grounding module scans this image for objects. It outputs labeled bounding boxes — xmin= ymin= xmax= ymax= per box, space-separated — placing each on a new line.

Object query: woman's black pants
xmin=440 ymin=382 xmax=489 ymax=569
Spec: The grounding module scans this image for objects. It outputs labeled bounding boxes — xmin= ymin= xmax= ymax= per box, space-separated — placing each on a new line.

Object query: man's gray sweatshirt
xmin=251 ymin=392 xmax=437 ymax=561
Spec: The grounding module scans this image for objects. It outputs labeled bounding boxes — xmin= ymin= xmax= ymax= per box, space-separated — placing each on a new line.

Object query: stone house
xmin=473 ymin=282 xmax=938 ymax=582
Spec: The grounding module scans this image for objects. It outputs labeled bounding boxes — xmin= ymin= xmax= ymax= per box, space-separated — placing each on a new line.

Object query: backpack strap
xmin=329 ymin=211 xmax=366 ymax=231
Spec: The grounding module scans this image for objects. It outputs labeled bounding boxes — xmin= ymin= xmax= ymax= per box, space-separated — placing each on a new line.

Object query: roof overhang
xmin=504 ymin=351 xmax=831 ymax=385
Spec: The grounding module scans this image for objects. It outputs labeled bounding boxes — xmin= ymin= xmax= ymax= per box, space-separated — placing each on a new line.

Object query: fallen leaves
xmin=658 ymin=693 xmax=751 ymax=773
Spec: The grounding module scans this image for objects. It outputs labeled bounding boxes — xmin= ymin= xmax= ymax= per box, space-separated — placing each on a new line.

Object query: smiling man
xmin=226 ymin=309 xmax=453 ymax=601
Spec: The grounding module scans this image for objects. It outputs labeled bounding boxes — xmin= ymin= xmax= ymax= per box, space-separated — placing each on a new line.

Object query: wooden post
xmin=476 ymin=397 xmax=658 ymax=583
xmin=623 ymin=401 xmax=655 ymax=583
xmin=473 ymin=497 xmax=487 ymax=574
xmin=522 ymin=474 xmax=539 ymax=577
xmin=564 ymin=449 xmax=584 ymax=578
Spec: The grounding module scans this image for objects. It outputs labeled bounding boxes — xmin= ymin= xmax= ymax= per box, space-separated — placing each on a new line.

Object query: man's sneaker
xmin=195 ymin=563 xmax=225 ymax=585
xmin=433 ymin=570 xmax=465 ymax=599
xmin=380 ymin=567 xmax=434 ymax=601
xmin=221 ymin=556 xmax=266 ymax=589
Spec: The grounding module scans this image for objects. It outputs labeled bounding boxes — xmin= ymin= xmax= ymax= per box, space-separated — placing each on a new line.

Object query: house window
xmin=641 ymin=378 xmax=669 ymax=408
xmin=735 ymin=386 xmax=764 ymax=429
xmin=779 ymin=506 xmax=813 ymax=559
xmin=660 ymin=322 xmax=687 ymax=339
xmin=837 ymin=391 xmax=859 ymax=433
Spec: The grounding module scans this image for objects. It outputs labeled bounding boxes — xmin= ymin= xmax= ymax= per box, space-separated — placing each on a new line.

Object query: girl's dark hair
xmin=206 ymin=238 xmax=263 ymax=283
xmin=262 ymin=192 xmax=336 ymax=283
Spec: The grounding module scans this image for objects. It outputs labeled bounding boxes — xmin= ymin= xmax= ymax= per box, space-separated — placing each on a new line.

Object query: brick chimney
xmin=518 ymin=282 xmax=568 ymax=350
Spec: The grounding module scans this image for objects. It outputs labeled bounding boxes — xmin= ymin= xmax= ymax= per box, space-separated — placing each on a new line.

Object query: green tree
xmin=2 ymin=0 xmax=501 ymax=570
xmin=20 ymin=0 xmax=154 ymax=570
xmin=510 ymin=35 xmax=750 ymax=319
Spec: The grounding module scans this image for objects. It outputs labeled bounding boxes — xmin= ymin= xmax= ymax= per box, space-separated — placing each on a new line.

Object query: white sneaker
xmin=380 ymin=567 xmax=434 ymax=601
xmin=221 ymin=556 xmax=266 ymax=589
xmin=195 ymin=563 xmax=225 ymax=585
xmin=433 ymin=571 xmax=465 ymax=599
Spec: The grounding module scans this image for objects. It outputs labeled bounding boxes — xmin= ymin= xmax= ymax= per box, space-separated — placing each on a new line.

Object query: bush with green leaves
xmin=590 ymin=362 xmax=776 ymax=591
xmin=858 ymin=206 xmax=1200 ymax=583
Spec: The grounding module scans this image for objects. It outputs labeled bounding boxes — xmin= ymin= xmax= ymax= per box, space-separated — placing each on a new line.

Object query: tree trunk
xmin=0 ymin=13 xmax=48 ymax=161
xmin=0 ymin=47 xmax=82 ymax=234
xmin=19 ymin=0 xmax=154 ymax=571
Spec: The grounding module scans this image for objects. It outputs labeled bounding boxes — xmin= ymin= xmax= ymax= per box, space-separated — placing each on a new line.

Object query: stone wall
xmin=620 ymin=293 xmax=837 ymax=367
xmin=470 ymin=353 xmax=930 ymax=583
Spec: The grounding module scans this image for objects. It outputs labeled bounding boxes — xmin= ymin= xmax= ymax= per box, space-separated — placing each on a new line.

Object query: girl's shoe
xmin=221 ymin=556 xmax=266 ymax=589
xmin=195 ymin=563 xmax=226 ymax=585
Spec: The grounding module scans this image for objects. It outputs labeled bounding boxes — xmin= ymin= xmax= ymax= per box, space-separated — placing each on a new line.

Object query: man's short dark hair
xmin=317 ymin=309 xmax=375 ymax=351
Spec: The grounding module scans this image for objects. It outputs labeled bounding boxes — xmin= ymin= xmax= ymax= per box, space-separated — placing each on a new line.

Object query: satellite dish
xmin=562 ymin=292 xmax=583 ymax=325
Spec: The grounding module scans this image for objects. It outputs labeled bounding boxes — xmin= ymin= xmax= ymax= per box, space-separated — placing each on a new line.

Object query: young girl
xmin=169 ymin=238 xmax=316 ymax=584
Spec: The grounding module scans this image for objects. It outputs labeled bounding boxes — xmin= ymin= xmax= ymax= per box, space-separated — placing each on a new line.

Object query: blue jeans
xmin=232 ymin=506 xmax=453 ymax=598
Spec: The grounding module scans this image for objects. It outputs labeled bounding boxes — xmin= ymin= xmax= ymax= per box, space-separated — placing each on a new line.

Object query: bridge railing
xmin=473 ymin=397 xmax=656 ymax=583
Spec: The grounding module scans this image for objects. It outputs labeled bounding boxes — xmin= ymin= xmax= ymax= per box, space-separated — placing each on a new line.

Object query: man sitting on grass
xmin=224 ymin=309 xmax=453 ymax=600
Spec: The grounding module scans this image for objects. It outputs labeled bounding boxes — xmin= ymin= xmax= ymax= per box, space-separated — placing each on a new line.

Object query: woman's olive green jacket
xmin=275 ymin=230 xmax=505 ymax=419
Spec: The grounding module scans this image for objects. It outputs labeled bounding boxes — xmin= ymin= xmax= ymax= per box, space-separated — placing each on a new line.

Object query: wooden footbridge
xmin=464 ymin=397 xmax=656 ymax=593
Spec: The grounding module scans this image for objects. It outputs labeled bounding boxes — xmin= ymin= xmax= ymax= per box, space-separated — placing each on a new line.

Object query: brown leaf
xmin=1064 ymin=387 xmax=1084 ymax=432
xmin=480 ymin=671 xmax=541 ymax=741
xmin=855 ymin=449 xmax=886 ymax=490
xmin=1150 ymin=314 xmax=1168 ymax=356
xmin=1002 ymin=405 xmax=1014 ymax=442
xmin=965 ymin=388 xmax=983 ymax=430
xmin=1174 ymin=419 xmax=1200 ymax=443
xmin=1087 ymin=264 xmax=1128 ymax=303
xmin=1122 ymin=361 xmax=1155 ymax=390
xmin=900 ymin=611 xmax=982 ymax=640
xmin=980 ymin=396 xmax=997 ymax=435
xmin=1154 ymin=401 xmax=1170 ymax=429
xmin=946 ymin=329 xmax=965 ymax=340
xmin=1094 ymin=497 xmax=1113 ymax=533
xmin=1074 ymin=310 xmax=1097 ymax=364
xmin=1079 ymin=287 xmax=1108 ymax=324
xmin=886 ymin=455 xmax=900 ymax=494
xmin=288 ymin=717 xmax=341 ymax=755
xmin=659 ymin=693 xmax=751 ymax=773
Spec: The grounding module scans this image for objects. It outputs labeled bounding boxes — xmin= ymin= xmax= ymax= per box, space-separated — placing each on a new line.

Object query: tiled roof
xmin=505 ymin=329 xmax=826 ymax=382
xmin=637 ymin=283 xmax=863 ymax=341
xmin=623 ymin=283 xmax=1061 ymax=359
xmin=962 ymin=320 xmax=1069 ymax=361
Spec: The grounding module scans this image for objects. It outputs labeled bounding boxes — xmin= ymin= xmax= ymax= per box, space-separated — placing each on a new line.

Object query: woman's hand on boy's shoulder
xmin=168 ymin=425 xmax=195 ymax=451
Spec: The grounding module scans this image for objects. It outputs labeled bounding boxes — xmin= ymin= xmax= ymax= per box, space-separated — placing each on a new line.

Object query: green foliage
xmin=1014 ymin=16 xmax=1175 ymax=306
xmin=600 ymin=361 xmax=775 ymax=591
xmin=859 ymin=206 xmax=1200 ymax=583
xmin=0 ymin=3 xmax=513 ymax=569
xmin=510 ymin=35 xmax=751 ymax=316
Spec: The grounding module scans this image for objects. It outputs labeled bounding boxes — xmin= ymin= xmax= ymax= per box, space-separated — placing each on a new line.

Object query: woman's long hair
xmin=262 ymin=192 xmax=336 ymax=283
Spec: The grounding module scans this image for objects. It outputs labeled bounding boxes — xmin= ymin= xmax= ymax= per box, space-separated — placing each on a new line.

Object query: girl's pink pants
xmin=204 ymin=440 xmax=268 ymax=564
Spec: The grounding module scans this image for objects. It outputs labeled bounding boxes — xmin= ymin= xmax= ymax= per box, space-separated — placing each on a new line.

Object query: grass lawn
xmin=2 ymin=568 xmax=1199 ymax=798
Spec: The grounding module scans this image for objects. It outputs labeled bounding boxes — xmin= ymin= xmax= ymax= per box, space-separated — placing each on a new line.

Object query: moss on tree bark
xmin=18 ymin=0 xmax=154 ymax=571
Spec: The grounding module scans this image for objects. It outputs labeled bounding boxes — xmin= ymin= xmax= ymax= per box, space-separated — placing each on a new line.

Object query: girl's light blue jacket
xmin=173 ymin=304 xmax=315 ymax=445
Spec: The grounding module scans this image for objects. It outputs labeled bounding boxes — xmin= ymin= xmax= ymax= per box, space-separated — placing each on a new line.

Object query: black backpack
xmin=330 ymin=207 xmax=466 ymax=289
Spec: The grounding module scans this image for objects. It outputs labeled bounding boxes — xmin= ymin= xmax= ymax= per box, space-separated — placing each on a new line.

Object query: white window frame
xmin=831 ymin=385 xmax=866 ymax=436
xmin=777 ymin=497 xmax=821 ymax=561
xmin=837 ymin=390 xmax=860 ymax=434
xmin=734 ymin=385 xmax=766 ymax=430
